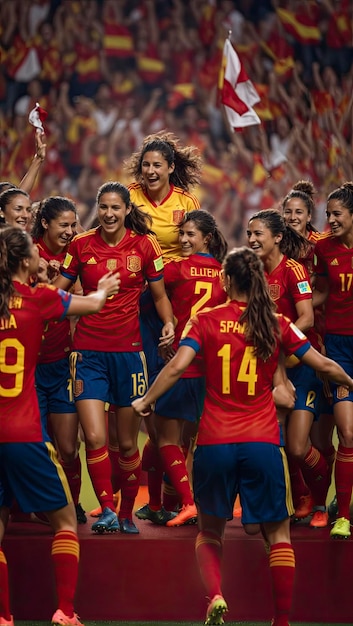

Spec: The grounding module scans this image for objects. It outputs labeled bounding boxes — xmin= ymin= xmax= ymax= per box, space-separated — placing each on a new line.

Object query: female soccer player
xmin=126 ymin=131 xmax=202 ymax=259
xmin=0 ymin=188 xmax=33 ymax=231
xmin=314 ymin=181 xmax=353 ymax=539
xmin=0 ymin=226 xmax=119 ymax=626
xmin=136 ymin=210 xmax=228 ymax=527
xmin=32 ymin=196 xmax=87 ymax=523
xmin=247 ymin=209 xmax=331 ymax=526
xmin=54 ymin=181 xmax=174 ymax=534
xmin=132 ymin=246 xmax=353 ymax=626
xmin=282 ymin=181 xmax=334 ymax=528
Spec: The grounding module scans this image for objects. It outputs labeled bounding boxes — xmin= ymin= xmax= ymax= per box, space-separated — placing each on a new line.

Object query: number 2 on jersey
xmin=191 ymin=281 xmax=213 ymax=317
xmin=217 ymin=344 xmax=257 ymax=395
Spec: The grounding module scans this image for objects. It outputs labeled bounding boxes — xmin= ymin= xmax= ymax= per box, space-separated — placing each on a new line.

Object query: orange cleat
xmin=294 ymin=493 xmax=314 ymax=519
xmin=52 ymin=609 xmax=84 ymax=626
xmin=166 ymin=503 xmax=197 ymax=527
xmin=310 ymin=509 xmax=328 ymax=528
xmin=0 ymin=617 xmax=14 ymax=626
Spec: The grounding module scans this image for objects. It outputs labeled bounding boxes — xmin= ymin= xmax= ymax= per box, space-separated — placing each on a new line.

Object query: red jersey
xmin=265 ymin=254 xmax=318 ymax=351
xmin=180 ymin=301 xmax=311 ymax=445
xmin=35 ymin=237 xmax=72 ymax=364
xmin=265 ymin=255 xmax=312 ymax=321
xmin=61 ymin=227 xmax=164 ymax=352
xmin=163 ymin=253 xmax=227 ymax=377
xmin=314 ymin=232 xmax=353 ymax=335
xmin=0 ymin=282 xmax=71 ymax=443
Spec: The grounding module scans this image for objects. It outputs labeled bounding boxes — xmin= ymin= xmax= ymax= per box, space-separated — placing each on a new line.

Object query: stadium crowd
xmin=1 ymin=0 xmax=352 ymax=244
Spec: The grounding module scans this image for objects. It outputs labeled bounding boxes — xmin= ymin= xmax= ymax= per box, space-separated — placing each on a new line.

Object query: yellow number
xmin=237 ymin=346 xmax=258 ymax=395
xmin=131 ymin=372 xmax=147 ymax=397
xmin=217 ymin=344 xmax=257 ymax=396
xmin=339 ymin=273 xmax=353 ymax=291
xmin=0 ymin=338 xmax=25 ymax=397
xmin=191 ymin=281 xmax=213 ymax=317
xmin=217 ymin=344 xmax=231 ymax=393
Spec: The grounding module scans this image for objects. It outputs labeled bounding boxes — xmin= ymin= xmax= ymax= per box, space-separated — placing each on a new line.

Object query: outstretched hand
xmin=97 ymin=271 xmax=121 ymax=297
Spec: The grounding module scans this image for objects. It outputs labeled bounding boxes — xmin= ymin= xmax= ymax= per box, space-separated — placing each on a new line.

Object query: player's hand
xmin=97 ymin=271 xmax=120 ymax=297
xmin=37 ymin=257 xmax=49 ymax=283
xmin=158 ymin=321 xmax=175 ymax=347
xmin=132 ymin=397 xmax=152 ymax=418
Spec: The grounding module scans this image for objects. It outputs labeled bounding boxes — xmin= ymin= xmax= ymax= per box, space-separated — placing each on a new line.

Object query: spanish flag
xmin=103 ymin=23 xmax=134 ymax=58
xmin=276 ymin=8 xmax=321 ymax=44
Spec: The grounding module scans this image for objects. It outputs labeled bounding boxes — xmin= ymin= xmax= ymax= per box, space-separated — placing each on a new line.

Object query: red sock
xmin=301 ymin=446 xmax=330 ymax=507
xmin=0 ymin=548 xmax=11 ymax=621
xmin=61 ymin=455 xmax=82 ymax=507
xmin=322 ymin=444 xmax=336 ymax=471
xmin=335 ymin=444 xmax=353 ymax=519
xmin=51 ymin=530 xmax=79 ymax=617
xmin=287 ymin=455 xmax=309 ymax=507
xmin=269 ymin=542 xmax=295 ymax=625
xmin=142 ymin=438 xmax=163 ymax=510
xmin=86 ymin=446 xmax=114 ymax=511
xmin=162 ymin=481 xmax=180 ymax=511
xmin=108 ymin=444 xmax=121 ymax=493
xmin=119 ymin=449 xmax=141 ymax=520
xmin=159 ymin=444 xmax=193 ymax=507
xmin=195 ymin=530 xmax=223 ymax=598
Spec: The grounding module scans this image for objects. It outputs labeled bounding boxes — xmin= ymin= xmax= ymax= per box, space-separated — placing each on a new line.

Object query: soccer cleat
xmin=330 ymin=516 xmax=351 ymax=540
xmin=328 ymin=494 xmax=338 ymax=518
xmin=89 ymin=492 xmax=120 ymax=517
xmin=270 ymin=620 xmax=290 ymax=626
xmin=205 ymin=594 xmax=228 ymax=625
xmin=51 ymin=609 xmax=84 ymax=626
xmin=91 ymin=507 xmax=119 ymax=533
xmin=166 ymin=503 xmax=197 ymax=527
xmin=119 ymin=518 xmax=139 ymax=534
xmin=310 ymin=509 xmax=328 ymax=528
xmin=0 ymin=616 xmax=14 ymax=626
xmin=135 ymin=503 xmax=177 ymax=525
xmin=293 ymin=493 xmax=314 ymax=519
xmin=75 ymin=503 xmax=87 ymax=524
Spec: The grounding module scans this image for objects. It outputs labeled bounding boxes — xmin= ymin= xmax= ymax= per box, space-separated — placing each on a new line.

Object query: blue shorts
xmin=139 ymin=289 xmax=165 ymax=383
xmin=0 ymin=441 xmax=72 ymax=512
xmin=286 ymin=363 xmax=323 ymax=419
xmin=36 ymin=358 xmax=76 ymax=419
xmin=325 ymin=334 xmax=353 ymax=404
xmin=193 ymin=442 xmax=294 ymax=524
xmin=155 ymin=377 xmax=206 ymax=423
xmin=70 ymin=350 xmax=148 ymax=406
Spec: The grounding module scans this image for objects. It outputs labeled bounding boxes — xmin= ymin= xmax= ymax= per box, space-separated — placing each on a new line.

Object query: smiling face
xmin=140 ymin=150 xmax=175 ymax=199
xmin=179 ymin=220 xmax=210 ymax=256
xmin=42 ymin=210 xmax=77 ymax=253
xmin=97 ymin=191 xmax=131 ymax=242
xmin=247 ymin=218 xmax=282 ymax=262
xmin=3 ymin=193 xmax=32 ymax=230
xmin=327 ymin=198 xmax=353 ymax=239
xmin=282 ymin=197 xmax=310 ymax=236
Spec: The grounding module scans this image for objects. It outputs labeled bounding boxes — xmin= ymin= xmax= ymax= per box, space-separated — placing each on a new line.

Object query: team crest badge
xmin=269 ymin=284 xmax=280 ymax=300
xmin=172 ymin=209 xmax=185 ymax=225
xmin=73 ymin=380 xmax=84 ymax=397
xmin=337 ymin=386 xmax=349 ymax=400
xmin=127 ymin=255 xmax=141 ymax=272
xmin=106 ymin=259 xmax=117 ymax=271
